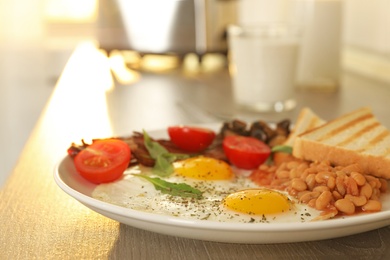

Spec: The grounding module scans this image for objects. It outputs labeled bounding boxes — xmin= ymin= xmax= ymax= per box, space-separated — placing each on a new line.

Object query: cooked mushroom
xmin=220 ymin=119 xmax=249 ymax=137
xmin=218 ymin=118 xmax=291 ymax=146
xmin=249 ymin=121 xmax=276 ymax=143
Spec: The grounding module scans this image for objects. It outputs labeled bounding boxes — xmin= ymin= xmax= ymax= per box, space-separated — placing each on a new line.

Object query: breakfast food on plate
xmin=293 ymin=107 xmax=390 ymax=179
xmin=272 ymin=107 xmax=326 ymax=166
xmin=67 ymin=107 xmax=389 ymax=223
xmin=250 ymin=158 xmax=387 ymax=220
xmin=219 ymin=118 xmax=291 ymax=147
xmin=92 ymin=157 xmax=322 ymax=223
xmin=284 ymin=107 xmax=326 ymax=146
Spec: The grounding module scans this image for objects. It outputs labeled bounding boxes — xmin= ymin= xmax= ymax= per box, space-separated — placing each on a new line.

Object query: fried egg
xmin=174 ymin=156 xmax=233 ymax=180
xmin=92 ymin=156 xmax=321 ymax=223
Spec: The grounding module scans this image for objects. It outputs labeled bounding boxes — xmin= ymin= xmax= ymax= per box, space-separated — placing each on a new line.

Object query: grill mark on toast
xmin=336 ymin=122 xmax=380 ymax=147
xmin=317 ymin=114 xmax=373 ymax=142
xmin=356 ymin=130 xmax=390 ymax=153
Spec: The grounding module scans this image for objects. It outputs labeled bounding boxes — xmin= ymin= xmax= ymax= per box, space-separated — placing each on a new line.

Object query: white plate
xmin=54 ymin=126 xmax=390 ymax=244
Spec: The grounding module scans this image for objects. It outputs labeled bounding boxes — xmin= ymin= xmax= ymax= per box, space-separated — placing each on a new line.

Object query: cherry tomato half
xmin=168 ymin=126 xmax=216 ymax=153
xmin=222 ymin=135 xmax=271 ymax=170
xmin=74 ymin=139 xmax=131 ymax=184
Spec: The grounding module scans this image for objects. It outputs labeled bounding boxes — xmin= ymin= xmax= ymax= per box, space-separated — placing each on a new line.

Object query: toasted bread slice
xmin=284 ymin=107 xmax=326 ymax=146
xmin=293 ymin=107 xmax=390 ymax=179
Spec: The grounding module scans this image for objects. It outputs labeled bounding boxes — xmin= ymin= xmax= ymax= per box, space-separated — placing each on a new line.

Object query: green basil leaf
xmin=143 ymin=130 xmax=169 ymax=159
xmin=143 ymin=130 xmax=190 ymax=177
xmin=164 ymin=152 xmax=189 ymax=163
xmin=152 ymin=154 xmax=174 ymax=177
xmin=271 ymin=145 xmax=293 ymax=154
xmin=135 ymin=174 xmax=203 ymax=199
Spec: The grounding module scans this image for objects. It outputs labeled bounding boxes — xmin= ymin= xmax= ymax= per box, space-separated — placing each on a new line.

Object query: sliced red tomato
xmin=168 ymin=126 xmax=216 ymax=153
xmin=74 ymin=139 xmax=131 ymax=184
xmin=222 ymin=135 xmax=271 ymax=169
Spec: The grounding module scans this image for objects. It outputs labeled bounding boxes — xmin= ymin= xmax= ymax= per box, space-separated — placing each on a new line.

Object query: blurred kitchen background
xmin=0 ymin=0 xmax=390 ymax=187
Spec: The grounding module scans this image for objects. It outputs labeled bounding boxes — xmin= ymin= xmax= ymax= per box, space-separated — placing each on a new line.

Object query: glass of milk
xmin=228 ymin=24 xmax=301 ymax=112
xmin=294 ymin=0 xmax=342 ymax=92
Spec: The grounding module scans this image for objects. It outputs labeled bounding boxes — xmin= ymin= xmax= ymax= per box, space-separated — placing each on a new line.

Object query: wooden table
xmin=1 ymin=42 xmax=390 ymax=259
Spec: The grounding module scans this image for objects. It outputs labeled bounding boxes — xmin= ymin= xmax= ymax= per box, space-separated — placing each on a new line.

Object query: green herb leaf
xmin=271 ymin=145 xmax=293 ymax=154
xmin=143 ymin=130 xmax=189 ymax=177
xmin=265 ymin=145 xmax=293 ymax=165
xmin=135 ymin=174 xmax=203 ymax=199
xmin=153 ymin=154 xmax=174 ymax=177
xmin=143 ymin=130 xmax=169 ymax=159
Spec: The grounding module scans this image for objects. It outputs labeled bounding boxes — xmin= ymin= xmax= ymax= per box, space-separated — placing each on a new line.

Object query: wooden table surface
xmin=1 ymin=42 xmax=390 ymax=259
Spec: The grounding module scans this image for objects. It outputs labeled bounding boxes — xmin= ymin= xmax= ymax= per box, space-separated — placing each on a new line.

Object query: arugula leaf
xmin=143 ymin=130 xmax=169 ymax=158
xmin=153 ymin=154 xmax=174 ymax=177
xmin=143 ymin=130 xmax=189 ymax=177
xmin=135 ymin=174 xmax=203 ymax=199
xmin=271 ymin=145 xmax=293 ymax=154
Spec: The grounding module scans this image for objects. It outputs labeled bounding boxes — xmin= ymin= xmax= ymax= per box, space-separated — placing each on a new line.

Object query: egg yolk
xmin=223 ymin=189 xmax=291 ymax=215
xmin=174 ymin=156 xmax=233 ymax=180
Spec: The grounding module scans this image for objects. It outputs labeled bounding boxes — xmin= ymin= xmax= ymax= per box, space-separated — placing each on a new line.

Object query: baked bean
xmin=371 ymin=188 xmax=380 ymax=201
xmin=336 ymin=176 xmax=346 ymax=196
xmin=350 ymin=172 xmax=366 ymax=186
xmin=276 ymin=170 xmax=290 ymax=179
xmin=360 ymin=183 xmax=373 ymax=199
xmin=379 ymin=178 xmax=388 ymax=193
xmin=327 ymin=176 xmax=336 ymax=190
xmin=362 ymin=200 xmax=382 ymax=212
xmin=335 ymin=171 xmax=347 ymax=178
xmin=291 ymin=178 xmax=307 ymax=191
xmin=297 ymin=163 xmax=309 ymax=172
xmin=345 ymin=177 xmax=359 ymax=196
xmin=341 ymin=164 xmax=363 ymax=174
xmin=286 ymin=161 xmax=300 ymax=170
xmin=315 ymin=191 xmax=332 ymax=210
xmin=289 ymin=169 xmax=300 ymax=179
xmin=305 ymin=174 xmax=316 ymax=190
xmin=368 ymin=180 xmax=378 ymax=189
xmin=371 ymin=194 xmax=380 ymax=201
xmin=313 ymin=185 xmax=330 ymax=193
xmin=308 ymin=198 xmax=317 ymax=208
xmin=271 ymin=179 xmax=289 ymax=186
xmin=299 ymin=170 xmax=309 ymax=182
xmin=332 ymin=190 xmax=343 ymax=201
xmin=304 ymin=166 xmax=318 ymax=175
xmin=345 ymin=194 xmax=367 ymax=207
xmin=335 ymin=199 xmax=355 ymax=215
xmin=258 ymin=164 xmax=269 ymax=171
xmin=300 ymin=191 xmax=320 ymax=203
xmin=366 ymin=175 xmax=382 ymax=189
xmin=287 ymin=187 xmax=299 ymax=197
xmin=365 ymin=175 xmax=378 ymax=182
xmin=297 ymin=190 xmax=310 ymax=200
xmin=269 ymin=166 xmax=277 ymax=172
xmin=332 ymin=190 xmax=343 ymax=200
xmin=250 ymin=157 xmax=386 ymax=219
xmin=315 ymin=171 xmax=335 ymax=184
xmin=315 ymin=166 xmax=331 ymax=173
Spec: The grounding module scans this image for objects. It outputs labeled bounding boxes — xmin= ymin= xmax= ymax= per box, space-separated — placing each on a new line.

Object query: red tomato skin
xmin=168 ymin=126 xmax=216 ymax=153
xmin=74 ymin=139 xmax=131 ymax=184
xmin=222 ymin=135 xmax=271 ymax=170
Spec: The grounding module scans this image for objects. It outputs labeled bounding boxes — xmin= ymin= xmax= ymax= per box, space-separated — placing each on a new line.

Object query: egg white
xmin=92 ymin=165 xmax=321 ymax=223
